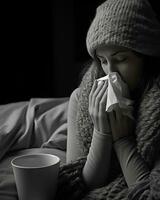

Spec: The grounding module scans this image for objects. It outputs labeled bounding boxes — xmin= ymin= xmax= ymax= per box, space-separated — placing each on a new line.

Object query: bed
xmin=0 ymin=97 xmax=69 ymax=200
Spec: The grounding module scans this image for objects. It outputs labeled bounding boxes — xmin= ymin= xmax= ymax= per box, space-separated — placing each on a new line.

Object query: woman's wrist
xmin=113 ymin=134 xmax=134 ymax=144
xmin=94 ymin=127 xmax=112 ymax=136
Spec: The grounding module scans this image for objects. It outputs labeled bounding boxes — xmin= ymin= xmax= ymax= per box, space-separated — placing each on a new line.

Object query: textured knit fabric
xmin=67 ymin=87 xmax=151 ymax=188
xmin=86 ymin=0 xmax=160 ymax=57
xmin=56 ymin=157 xmax=88 ymax=200
xmin=55 ymin=62 xmax=160 ymax=200
xmin=76 ymin=63 xmax=160 ymax=200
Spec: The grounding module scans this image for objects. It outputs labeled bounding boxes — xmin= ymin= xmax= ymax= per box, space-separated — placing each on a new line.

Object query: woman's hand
xmin=89 ymin=80 xmax=111 ymax=134
xmin=108 ymin=106 xmax=135 ymax=142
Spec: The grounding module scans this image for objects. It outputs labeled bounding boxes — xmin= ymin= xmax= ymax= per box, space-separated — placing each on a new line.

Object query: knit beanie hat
xmin=86 ymin=0 xmax=160 ymax=57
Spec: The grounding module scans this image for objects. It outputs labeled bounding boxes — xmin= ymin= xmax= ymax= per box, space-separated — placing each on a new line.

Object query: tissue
xmin=97 ymin=72 xmax=134 ymax=119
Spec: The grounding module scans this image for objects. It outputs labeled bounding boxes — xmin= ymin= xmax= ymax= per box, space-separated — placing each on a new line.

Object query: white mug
xmin=11 ymin=153 xmax=60 ymax=200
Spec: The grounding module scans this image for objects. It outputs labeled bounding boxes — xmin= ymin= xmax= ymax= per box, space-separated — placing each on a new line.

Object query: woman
xmin=56 ymin=0 xmax=160 ymax=199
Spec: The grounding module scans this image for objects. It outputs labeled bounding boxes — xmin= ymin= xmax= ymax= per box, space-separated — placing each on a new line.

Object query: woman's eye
xmin=116 ymin=56 xmax=127 ymax=62
xmin=101 ymin=59 xmax=107 ymax=64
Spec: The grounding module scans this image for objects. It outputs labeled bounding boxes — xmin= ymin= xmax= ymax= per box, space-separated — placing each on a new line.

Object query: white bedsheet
xmin=0 ymin=97 xmax=69 ymax=199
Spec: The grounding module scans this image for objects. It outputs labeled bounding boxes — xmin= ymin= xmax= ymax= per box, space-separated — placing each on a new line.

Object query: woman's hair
xmin=135 ymin=55 xmax=160 ymax=97
xmin=78 ymin=58 xmax=103 ymax=86
xmin=78 ymin=59 xmax=92 ymax=83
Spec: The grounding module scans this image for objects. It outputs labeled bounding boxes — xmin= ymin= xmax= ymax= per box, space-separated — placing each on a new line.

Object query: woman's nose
xmin=107 ymin=62 xmax=116 ymax=73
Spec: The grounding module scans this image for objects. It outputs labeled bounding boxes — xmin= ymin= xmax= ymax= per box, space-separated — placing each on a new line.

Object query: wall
xmin=2 ymin=0 xmax=158 ymax=104
xmin=1 ymin=0 xmax=103 ymax=104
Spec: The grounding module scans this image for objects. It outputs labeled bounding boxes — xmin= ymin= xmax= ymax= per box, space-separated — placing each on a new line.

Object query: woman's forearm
xmin=82 ymin=128 xmax=112 ymax=189
xmin=113 ymin=136 xmax=150 ymax=187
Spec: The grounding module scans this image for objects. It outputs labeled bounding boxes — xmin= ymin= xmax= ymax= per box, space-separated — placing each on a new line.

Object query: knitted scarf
xmin=56 ymin=62 xmax=160 ymax=200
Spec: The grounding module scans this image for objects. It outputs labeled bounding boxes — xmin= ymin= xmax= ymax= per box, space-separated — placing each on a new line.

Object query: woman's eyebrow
xmin=111 ymin=50 xmax=128 ymax=56
xmin=97 ymin=50 xmax=128 ymax=58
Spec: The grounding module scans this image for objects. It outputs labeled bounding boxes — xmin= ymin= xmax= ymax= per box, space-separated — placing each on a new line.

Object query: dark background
xmin=1 ymin=0 xmax=159 ymax=104
xmin=1 ymin=0 xmax=104 ymax=104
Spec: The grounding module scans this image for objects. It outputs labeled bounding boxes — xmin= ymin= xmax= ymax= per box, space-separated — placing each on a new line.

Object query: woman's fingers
xmin=89 ymin=80 xmax=108 ymax=113
xmin=89 ymin=80 xmax=97 ymax=113
xmin=108 ymin=111 xmax=116 ymax=123
xmin=96 ymin=81 xmax=108 ymax=104
xmin=89 ymin=80 xmax=110 ymax=132
xmin=114 ymin=105 xmax=123 ymax=122
xmin=89 ymin=80 xmax=105 ymax=111
xmin=89 ymin=80 xmax=97 ymax=105
xmin=93 ymin=81 xmax=108 ymax=107
xmin=92 ymin=81 xmax=105 ymax=103
xmin=108 ymin=106 xmax=123 ymax=129
xmin=98 ymin=82 xmax=108 ymax=110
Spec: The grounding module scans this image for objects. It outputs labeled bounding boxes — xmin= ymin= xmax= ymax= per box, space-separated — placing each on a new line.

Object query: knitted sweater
xmin=56 ymin=62 xmax=160 ymax=200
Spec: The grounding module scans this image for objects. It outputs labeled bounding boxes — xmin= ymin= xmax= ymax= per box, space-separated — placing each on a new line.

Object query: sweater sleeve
xmin=66 ymin=88 xmax=85 ymax=162
xmin=128 ymin=154 xmax=160 ymax=200
xmin=113 ymin=136 xmax=150 ymax=187
xmin=82 ymin=129 xmax=112 ymax=189
xmin=67 ymin=88 xmax=113 ymax=189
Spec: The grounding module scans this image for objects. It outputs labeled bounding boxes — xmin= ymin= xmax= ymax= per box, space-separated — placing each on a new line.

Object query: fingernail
xmin=99 ymin=80 xmax=104 ymax=85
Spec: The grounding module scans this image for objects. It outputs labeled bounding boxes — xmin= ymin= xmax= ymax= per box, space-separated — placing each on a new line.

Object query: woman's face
xmin=96 ymin=45 xmax=144 ymax=92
